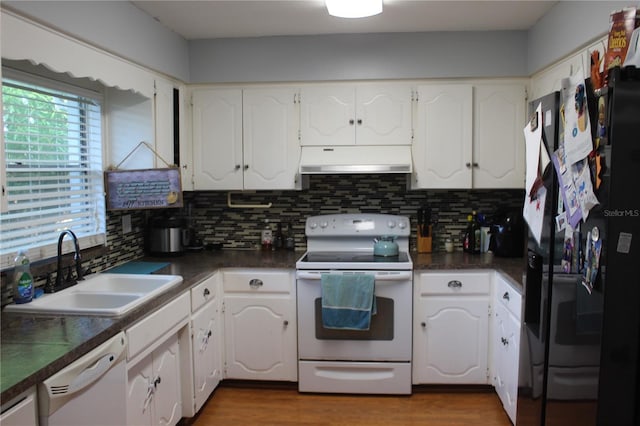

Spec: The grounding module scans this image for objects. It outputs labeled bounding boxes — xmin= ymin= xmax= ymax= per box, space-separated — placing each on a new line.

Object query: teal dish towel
xmin=321 ymin=273 xmax=375 ymax=331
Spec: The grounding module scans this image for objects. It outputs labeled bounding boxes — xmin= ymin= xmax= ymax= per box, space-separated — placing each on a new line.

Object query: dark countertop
xmin=0 ymin=249 xmax=524 ymax=401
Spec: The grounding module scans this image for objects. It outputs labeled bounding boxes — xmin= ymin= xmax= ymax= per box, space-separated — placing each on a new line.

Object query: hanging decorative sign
xmin=105 ymin=168 xmax=182 ymax=210
xmin=104 ymin=141 xmax=183 ymax=211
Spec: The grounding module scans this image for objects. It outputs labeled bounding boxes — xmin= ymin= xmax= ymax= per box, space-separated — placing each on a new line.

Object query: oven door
xmin=296 ymin=270 xmax=412 ymax=361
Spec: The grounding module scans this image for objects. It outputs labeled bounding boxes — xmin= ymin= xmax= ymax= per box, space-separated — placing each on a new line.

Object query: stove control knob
xmin=309 ymin=222 xmax=317 ymax=229
xmin=398 ymin=221 xmax=407 ymax=229
xmin=320 ymin=221 xmax=329 ymax=229
xmin=387 ymin=221 xmax=396 ymax=228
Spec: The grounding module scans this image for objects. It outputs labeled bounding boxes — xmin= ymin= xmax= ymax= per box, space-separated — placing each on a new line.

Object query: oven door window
xmin=314 ymin=297 xmax=394 ymax=340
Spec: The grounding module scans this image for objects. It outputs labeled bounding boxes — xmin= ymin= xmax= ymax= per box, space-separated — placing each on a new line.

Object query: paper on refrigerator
xmin=523 ymin=103 xmax=549 ymax=246
xmin=562 ymin=68 xmax=594 ymax=165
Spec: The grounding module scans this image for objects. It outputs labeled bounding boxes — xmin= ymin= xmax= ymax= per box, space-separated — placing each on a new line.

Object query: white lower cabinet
xmin=127 ymin=335 xmax=182 ymax=426
xmin=188 ymin=273 xmax=222 ymax=414
xmin=222 ymin=269 xmax=297 ymax=381
xmin=0 ymin=386 xmax=37 ymax=426
xmin=413 ymin=271 xmax=491 ymax=384
xmin=492 ymin=273 xmax=522 ymax=424
xmin=125 ymin=292 xmax=190 ymax=426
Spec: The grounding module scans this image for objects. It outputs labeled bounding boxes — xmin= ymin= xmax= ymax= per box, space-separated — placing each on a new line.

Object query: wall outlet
xmin=122 ymin=214 xmax=132 ymax=234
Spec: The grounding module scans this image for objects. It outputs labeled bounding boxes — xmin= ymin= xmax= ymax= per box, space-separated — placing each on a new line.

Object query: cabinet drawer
xmin=191 ymin=273 xmax=218 ymax=312
xmin=416 ymin=271 xmax=491 ymax=295
xmin=223 ymin=269 xmax=293 ymax=294
xmin=495 ymin=273 xmax=522 ymax=320
xmin=126 ymin=292 xmax=190 ymax=360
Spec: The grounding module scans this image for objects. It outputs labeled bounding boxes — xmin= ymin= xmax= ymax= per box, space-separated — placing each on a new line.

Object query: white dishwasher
xmin=38 ymin=331 xmax=128 ymax=426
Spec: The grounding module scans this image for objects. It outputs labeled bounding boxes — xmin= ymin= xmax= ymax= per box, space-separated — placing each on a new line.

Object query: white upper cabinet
xmin=190 ymin=87 xmax=300 ymax=191
xmin=242 ymin=88 xmax=301 ymax=190
xmin=191 ymin=88 xmax=243 ymax=190
xmin=300 ymin=84 xmax=413 ymax=146
xmin=412 ymin=82 xmax=525 ymax=189
xmin=413 ymin=84 xmax=473 ymax=189
xmin=473 ymin=84 xmax=526 ymax=188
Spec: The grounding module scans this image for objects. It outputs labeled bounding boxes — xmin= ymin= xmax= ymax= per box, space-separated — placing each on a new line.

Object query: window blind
xmin=1 ymin=74 xmax=106 ymax=269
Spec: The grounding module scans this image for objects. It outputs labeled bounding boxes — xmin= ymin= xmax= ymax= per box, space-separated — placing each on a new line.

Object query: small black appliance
xmin=489 ymin=209 xmax=524 ymax=257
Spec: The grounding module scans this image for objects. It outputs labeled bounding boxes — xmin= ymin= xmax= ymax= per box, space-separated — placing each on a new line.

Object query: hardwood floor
xmin=190 ymin=383 xmax=512 ymax=426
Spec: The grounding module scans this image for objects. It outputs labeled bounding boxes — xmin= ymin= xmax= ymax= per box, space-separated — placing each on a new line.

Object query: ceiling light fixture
xmin=325 ymin=0 xmax=383 ymax=19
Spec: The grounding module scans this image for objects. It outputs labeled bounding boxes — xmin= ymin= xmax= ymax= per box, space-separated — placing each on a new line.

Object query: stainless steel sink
xmin=4 ymin=273 xmax=182 ymax=316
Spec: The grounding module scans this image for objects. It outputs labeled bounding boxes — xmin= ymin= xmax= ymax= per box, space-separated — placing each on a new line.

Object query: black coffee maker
xmin=489 ymin=209 xmax=525 ymax=257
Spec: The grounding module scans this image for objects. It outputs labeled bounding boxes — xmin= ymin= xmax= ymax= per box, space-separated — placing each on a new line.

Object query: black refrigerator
xmin=517 ymin=66 xmax=640 ymax=426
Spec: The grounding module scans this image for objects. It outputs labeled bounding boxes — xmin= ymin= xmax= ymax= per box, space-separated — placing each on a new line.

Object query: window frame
xmin=0 ymin=67 xmax=106 ymax=270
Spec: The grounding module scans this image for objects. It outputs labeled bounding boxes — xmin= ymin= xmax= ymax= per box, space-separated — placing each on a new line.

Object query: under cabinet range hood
xmin=299 ymin=146 xmax=413 ymax=174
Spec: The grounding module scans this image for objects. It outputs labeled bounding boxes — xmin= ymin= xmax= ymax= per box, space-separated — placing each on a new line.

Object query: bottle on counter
xmin=285 ymin=222 xmax=295 ymax=251
xmin=13 ymin=250 xmax=34 ymax=304
xmin=472 ymin=211 xmax=481 ymax=254
xmin=463 ymin=214 xmax=473 ymax=253
xmin=261 ymin=219 xmax=273 ymax=251
xmin=273 ymin=222 xmax=284 ymax=250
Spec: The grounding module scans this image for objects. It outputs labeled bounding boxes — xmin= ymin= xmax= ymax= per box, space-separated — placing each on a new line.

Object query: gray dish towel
xmin=321 ymin=273 xmax=375 ymax=330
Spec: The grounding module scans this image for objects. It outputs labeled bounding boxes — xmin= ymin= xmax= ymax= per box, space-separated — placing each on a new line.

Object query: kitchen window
xmin=0 ymin=69 xmax=105 ymax=269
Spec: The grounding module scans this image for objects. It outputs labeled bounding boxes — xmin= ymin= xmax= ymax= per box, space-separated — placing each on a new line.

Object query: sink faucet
xmin=50 ymin=230 xmax=84 ymax=293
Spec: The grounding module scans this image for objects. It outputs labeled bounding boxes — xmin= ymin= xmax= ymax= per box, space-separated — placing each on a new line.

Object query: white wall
xmin=3 ymin=1 xmax=637 ymax=83
xmin=527 ymin=1 xmax=635 ymax=75
xmin=189 ymin=31 xmax=528 ymax=83
xmin=2 ymin=0 xmax=189 ymax=82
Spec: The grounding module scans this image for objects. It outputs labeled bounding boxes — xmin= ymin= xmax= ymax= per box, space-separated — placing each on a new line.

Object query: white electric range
xmin=296 ymin=213 xmax=413 ymax=395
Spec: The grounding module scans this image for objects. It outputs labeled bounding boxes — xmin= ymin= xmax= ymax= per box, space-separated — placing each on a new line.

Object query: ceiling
xmin=131 ymin=0 xmax=558 ymax=40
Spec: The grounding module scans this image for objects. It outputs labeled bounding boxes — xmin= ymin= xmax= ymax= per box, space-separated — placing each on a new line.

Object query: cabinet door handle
xmin=465 ymin=162 xmax=472 ymax=168
xmin=235 ymin=164 xmax=241 ymax=170
xmin=502 ymin=291 xmax=510 ymax=301
xmin=421 ymin=322 xmax=426 ymax=328
xmin=357 ymin=119 xmax=362 ymax=125
xmin=447 ymin=280 xmax=462 ymax=289
xmin=244 ymin=164 xmax=249 ymax=170
xmin=283 ymin=320 xmax=289 ymax=327
xmin=203 ymin=288 xmax=210 ymax=297
xmin=349 ymin=119 xmax=355 ymax=125
xmin=472 ymin=162 xmax=479 ymax=168
xmin=249 ymin=278 xmax=263 ymax=289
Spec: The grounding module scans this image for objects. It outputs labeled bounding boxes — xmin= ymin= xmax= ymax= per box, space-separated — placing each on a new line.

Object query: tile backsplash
xmin=1 ymin=174 xmax=523 ymax=304
xmin=173 ymin=174 xmax=523 ymax=252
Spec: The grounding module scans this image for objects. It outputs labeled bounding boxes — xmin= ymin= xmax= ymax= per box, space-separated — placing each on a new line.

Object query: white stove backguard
xmin=304 ymin=213 xmax=410 ymax=253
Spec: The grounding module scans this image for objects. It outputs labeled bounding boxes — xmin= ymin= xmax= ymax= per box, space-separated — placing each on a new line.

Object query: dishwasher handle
xmin=39 ymin=331 xmax=127 ymax=416
xmin=68 ymin=353 xmax=117 ymax=394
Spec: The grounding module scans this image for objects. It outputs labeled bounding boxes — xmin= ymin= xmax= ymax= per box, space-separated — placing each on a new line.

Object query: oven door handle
xmin=296 ymin=271 xmax=413 ymax=281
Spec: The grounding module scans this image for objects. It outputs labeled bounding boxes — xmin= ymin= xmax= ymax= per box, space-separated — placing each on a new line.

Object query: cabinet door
xmin=0 ymin=387 xmax=37 ymax=426
xmin=356 ymin=84 xmax=413 ymax=146
xmin=192 ymin=300 xmax=221 ymax=412
xmin=473 ymin=84 xmax=526 ymax=188
xmin=127 ymin=353 xmax=154 ymax=426
xmin=191 ymin=88 xmax=243 ymax=190
xmin=223 ymin=296 xmax=297 ymax=381
xmin=494 ymin=302 xmax=520 ymax=424
xmin=414 ymin=296 xmax=489 ymax=384
xmin=243 ymin=88 xmax=300 ymax=190
xmin=127 ymin=335 xmax=181 ymax=426
xmin=152 ymin=336 xmax=182 ymax=426
xmin=413 ymin=85 xmax=473 ymax=189
xmin=300 ymin=86 xmax=355 ymax=146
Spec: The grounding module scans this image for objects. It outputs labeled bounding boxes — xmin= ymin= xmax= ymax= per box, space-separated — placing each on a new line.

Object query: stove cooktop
xmin=296 ymin=251 xmax=412 ymax=270
xmin=301 ymin=251 xmax=410 ymax=263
